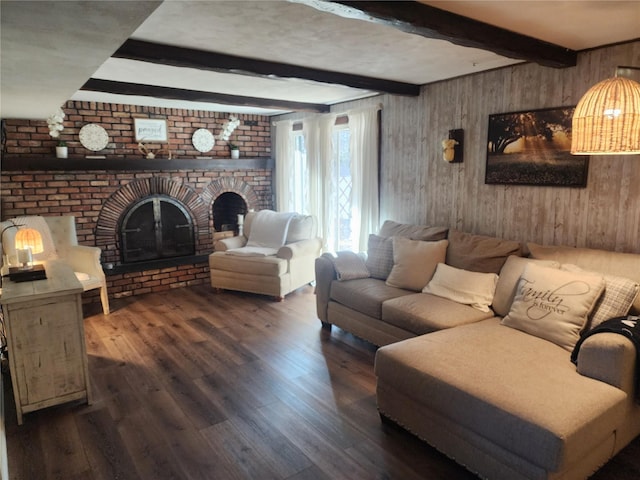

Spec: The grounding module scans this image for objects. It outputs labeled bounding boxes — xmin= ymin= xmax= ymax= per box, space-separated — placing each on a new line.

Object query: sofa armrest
xmin=577 ymin=333 xmax=636 ymax=392
xmin=215 ymin=236 xmax=248 ymax=251
xmin=277 ymin=237 xmax=322 ymax=260
xmin=61 ymin=245 xmax=105 ymax=279
xmin=314 ymin=253 xmax=338 ymax=323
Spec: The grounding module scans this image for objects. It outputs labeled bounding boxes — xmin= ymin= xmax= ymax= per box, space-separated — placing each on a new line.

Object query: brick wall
xmin=2 ymin=100 xmax=271 ymax=159
xmin=1 ymin=167 xmax=273 ymax=305
xmin=1 ymin=101 xmax=274 ymax=307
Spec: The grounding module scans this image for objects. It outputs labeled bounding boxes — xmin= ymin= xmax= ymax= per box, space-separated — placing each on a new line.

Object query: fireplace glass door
xmin=121 ymin=195 xmax=195 ymax=263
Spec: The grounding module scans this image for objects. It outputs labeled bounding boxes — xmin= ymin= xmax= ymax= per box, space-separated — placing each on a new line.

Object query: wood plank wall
xmin=274 ymin=41 xmax=640 ymax=253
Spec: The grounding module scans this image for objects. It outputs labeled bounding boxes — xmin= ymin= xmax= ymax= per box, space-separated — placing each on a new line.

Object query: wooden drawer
xmin=8 ymin=295 xmax=86 ymax=406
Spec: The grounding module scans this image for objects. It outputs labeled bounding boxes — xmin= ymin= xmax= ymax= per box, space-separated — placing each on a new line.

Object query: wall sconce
xmin=571 ymin=66 xmax=640 ymax=155
xmin=443 ymin=129 xmax=464 ymax=163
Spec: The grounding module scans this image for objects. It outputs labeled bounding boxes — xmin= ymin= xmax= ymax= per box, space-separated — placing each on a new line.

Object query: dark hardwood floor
xmin=4 ymin=284 xmax=640 ymax=479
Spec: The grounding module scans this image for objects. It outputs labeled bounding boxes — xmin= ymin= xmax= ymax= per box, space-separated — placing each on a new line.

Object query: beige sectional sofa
xmin=315 ymin=220 xmax=640 ymax=480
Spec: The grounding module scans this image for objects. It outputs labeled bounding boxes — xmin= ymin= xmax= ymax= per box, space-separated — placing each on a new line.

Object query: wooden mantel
xmin=0 ymin=156 xmax=274 ymax=172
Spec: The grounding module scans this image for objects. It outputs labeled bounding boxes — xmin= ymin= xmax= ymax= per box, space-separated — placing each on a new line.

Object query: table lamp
xmin=14 ymin=228 xmax=43 ymax=270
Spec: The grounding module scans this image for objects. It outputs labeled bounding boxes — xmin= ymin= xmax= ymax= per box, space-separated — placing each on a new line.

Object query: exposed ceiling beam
xmin=113 ymin=39 xmax=421 ymax=96
xmin=81 ymin=78 xmax=330 ymax=113
xmin=319 ymin=1 xmax=577 ymax=68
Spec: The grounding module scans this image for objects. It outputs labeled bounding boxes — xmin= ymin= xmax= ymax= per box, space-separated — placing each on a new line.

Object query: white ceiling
xmin=2 ymin=1 xmax=639 ymax=119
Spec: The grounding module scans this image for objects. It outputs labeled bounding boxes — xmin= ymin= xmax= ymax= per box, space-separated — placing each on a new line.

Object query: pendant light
xmin=571 ymin=67 xmax=640 ymax=155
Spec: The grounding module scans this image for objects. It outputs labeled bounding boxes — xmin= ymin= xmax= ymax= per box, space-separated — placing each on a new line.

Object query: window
xmin=275 ymin=106 xmax=379 ymax=254
xmin=332 ymin=125 xmax=353 ymax=251
xmin=291 ymin=131 xmax=309 ymax=214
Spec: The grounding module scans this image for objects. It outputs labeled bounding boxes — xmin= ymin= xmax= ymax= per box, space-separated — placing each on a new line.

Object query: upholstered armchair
xmin=209 ymin=210 xmax=322 ymax=300
xmin=0 ymin=215 xmax=110 ymax=315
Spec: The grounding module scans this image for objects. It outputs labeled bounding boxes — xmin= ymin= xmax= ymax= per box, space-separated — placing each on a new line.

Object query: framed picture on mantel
xmin=134 ymin=118 xmax=168 ymax=142
xmin=485 ymin=106 xmax=589 ymax=187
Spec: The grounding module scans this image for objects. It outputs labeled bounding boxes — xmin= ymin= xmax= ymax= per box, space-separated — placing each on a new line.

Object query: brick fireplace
xmin=1 ymin=101 xmax=274 ymax=306
xmin=0 ymin=159 xmax=273 ymax=304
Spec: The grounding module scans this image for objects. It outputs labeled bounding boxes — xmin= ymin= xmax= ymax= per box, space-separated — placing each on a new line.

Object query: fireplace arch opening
xmin=120 ymin=194 xmax=195 ymax=263
xmin=212 ymin=192 xmax=248 ymax=232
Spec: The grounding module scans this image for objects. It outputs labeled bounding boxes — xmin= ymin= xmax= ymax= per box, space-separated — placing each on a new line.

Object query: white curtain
xmin=275 ymin=105 xmax=380 ymax=253
xmin=304 ymin=113 xmax=337 ymax=251
xmin=274 ymin=119 xmax=294 ymax=211
xmin=348 ymin=106 xmax=380 ymax=253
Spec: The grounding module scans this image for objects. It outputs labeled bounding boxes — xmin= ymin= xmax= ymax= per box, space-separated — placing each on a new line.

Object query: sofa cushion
xmin=365 ymin=234 xmax=394 ymax=279
xmin=365 ymin=222 xmax=449 ymax=280
xmin=330 ymin=278 xmax=412 ymax=320
xmin=446 ymin=229 xmax=522 ymax=274
xmin=562 ymin=264 xmax=639 ymax=330
xmin=286 ymin=214 xmax=314 ymax=243
xmin=378 ymin=220 xmax=448 ymax=241
xmin=528 ymin=242 xmax=640 ymax=313
xmin=386 ymin=237 xmax=448 ymax=291
xmin=502 ymin=263 xmax=605 ymax=351
xmin=328 ymin=251 xmax=370 ymax=281
xmin=492 ymin=256 xmax=561 ymax=317
xmin=382 ymin=293 xmax=495 ymax=335
xmin=246 ymin=210 xmax=295 ymax=249
xmin=209 ymin=251 xmax=288 ymax=276
xmin=422 ymin=263 xmax=498 ymax=313
xmin=375 ymin=319 xmax=627 ymax=471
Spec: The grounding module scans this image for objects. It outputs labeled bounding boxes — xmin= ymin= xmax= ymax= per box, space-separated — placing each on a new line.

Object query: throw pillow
xmin=378 ymin=220 xmax=448 ymax=241
xmin=246 ymin=210 xmax=294 ymax=248
xmin=365 ymin=234 xmax=394 ymax=279
xmin=502 ymin=263 xmax=605 ymax=351
xmin=330 ymin=251 xmax=370 ymax=281
xmin=527 ymin=242 xmax=640 ymax=313
xmin=492 ymin=256 xmax=561 ymax=317
xmin=422 ymin=263 xmax=498 ymax=312
xmin=385 ymin=237 xmax=448 ymax=291
xmin=446 ymin=229 xmax=522 ymax=274
xmin=562 ymin=264 xmax=639 ymax=330
xmin=286 ymin=214 xmax=314 ymax=243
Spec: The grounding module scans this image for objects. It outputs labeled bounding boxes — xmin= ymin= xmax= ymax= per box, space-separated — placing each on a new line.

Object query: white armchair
xmin=209 ymin=210 xmax=322 ymax=300
xmin=1 ymin=215 xmax=110 ymax=315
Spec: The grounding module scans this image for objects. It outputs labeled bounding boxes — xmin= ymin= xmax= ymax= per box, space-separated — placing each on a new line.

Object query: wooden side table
xmin=0 ymin=260 xmax=91 ymax=425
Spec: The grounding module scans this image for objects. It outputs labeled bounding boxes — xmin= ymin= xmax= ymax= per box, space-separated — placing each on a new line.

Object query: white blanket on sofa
xmin=226 ymin=210 xmax=295 ymax=257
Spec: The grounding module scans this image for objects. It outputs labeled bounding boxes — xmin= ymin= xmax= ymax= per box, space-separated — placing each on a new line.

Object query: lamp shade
xmin=15 ymin=228 xmax=44 ymax=254
xmin=571 ymin=76 xmax=640 ymax=155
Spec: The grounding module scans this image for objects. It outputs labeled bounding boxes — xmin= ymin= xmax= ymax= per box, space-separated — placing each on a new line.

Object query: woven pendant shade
xmin=15 ymin=228 xmax=44 ymax=254
xmin=571 ymin=76 xmax=640 ymax=155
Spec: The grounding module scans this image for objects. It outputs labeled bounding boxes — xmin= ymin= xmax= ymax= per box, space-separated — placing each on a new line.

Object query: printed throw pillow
xmin=365 ymin=234 xmax=394 ymax=279
xmin=385 ymin=237 xmax=448 ymax=291
xmin=502 ymin=263 xmax=605 ymax=351
xmin=562 ymin=264 xmax=639 ymax=330
xmin=492 ymin=256 xmax=561 ymax=317
xmin=422 ymin=263 xmax=499 ymax=312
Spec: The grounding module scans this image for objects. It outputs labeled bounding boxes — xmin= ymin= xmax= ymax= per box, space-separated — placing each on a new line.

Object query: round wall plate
xmin=192 ymin=128 xmax=215 ymax=153
xmin=79 ymin=124 xmax=109 ymax=151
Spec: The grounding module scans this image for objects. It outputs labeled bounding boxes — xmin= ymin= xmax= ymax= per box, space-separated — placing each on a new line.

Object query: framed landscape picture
xmin=485 ymin=106 xmax=589 ymax=187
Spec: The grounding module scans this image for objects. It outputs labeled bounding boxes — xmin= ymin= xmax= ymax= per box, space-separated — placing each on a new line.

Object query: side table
xmin=0 ymin=260 xmax=91 ymax=425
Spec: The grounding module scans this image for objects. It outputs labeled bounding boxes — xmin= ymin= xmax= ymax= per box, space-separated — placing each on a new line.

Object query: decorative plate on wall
xmin=79 ymin=124 xmax=109 ymax=151
xmin=192 ymin=128 xmax=215 ymax=153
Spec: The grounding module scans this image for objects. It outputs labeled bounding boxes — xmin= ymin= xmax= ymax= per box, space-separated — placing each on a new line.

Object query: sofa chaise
xmin=315 ymin=220 xmax=640 ymax=479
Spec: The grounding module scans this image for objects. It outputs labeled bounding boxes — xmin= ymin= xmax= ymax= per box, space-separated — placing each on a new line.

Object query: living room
xmin=1 ymin=1 xmax=640 ymax=479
